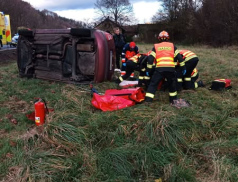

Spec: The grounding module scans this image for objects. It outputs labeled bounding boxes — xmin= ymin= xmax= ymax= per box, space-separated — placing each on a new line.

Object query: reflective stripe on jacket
xmin=179 ymin=50 xmax=197 ymax=62
xmin=155 ymin=42 xmax=175 ymax=68
xmin=129 ymin=54 xmax=140 ymax=63
xmin=191 ymin=68 xmax=198 ymax=78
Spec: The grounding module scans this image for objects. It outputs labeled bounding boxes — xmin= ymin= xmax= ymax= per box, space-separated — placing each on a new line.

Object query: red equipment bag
xmin=92 ymin=93 xmax=135 ymax=111
xmin=105 ymin=87 xmax=145 ymax=103
xmin=209 ymin=79 xmax=232 ymax=90
xmin=91 ymin=87 xmax=145 ymax=111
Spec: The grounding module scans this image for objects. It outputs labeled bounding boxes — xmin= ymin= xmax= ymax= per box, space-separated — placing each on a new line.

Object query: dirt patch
xmin=0 ymin=49 xmax=17 ymax=66
xmin=18 ymin=127 xmax=43 ymax=141
xmin=1 ymin=166 xmax=24 ymax=182
xmin=2 ymin=96 xmax=31 ymax=114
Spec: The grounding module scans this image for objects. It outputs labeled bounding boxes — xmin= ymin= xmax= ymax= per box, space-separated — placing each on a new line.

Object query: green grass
xmin=0 ymin=45 xmax=238 ymax=181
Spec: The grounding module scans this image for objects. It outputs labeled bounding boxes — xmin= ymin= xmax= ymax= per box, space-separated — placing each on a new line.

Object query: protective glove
xmin=145 ymin=67 xmax=152 ymax=75
xmin=182 ymin=69 xmax=186 ymax=75
xmin=181 ymin=66 xmax=186 ymax=75
xmin=122 ymin=63 xmax=126 ymax=67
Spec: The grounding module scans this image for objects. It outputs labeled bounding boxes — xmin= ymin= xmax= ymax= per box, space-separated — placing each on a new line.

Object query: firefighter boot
xmin=114 ymin=78 xmax=121 ymax=84
xmin=114 ymin=76 xmax=123 ymax=84
xmin=144 ymin=97 xmax=153 ymax=105
xmin=197 ymin=80 xmax=205 ymax=87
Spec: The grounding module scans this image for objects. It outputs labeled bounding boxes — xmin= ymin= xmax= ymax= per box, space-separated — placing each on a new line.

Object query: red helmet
xmin=129 ymin=42 xmax=136 ymax=49
xmin=158 ymin=31 xmax=169 ymax=41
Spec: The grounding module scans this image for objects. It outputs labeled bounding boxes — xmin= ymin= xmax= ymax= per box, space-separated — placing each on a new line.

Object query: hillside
xmin=0 ymin=0 xmax=85 ymax=34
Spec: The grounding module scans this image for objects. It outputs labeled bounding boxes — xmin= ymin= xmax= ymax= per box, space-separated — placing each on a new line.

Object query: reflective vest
xmin=179 ymin=50 xmax=197 ymax=62
xmin=191 ymin=68 xmax=198 ymax=78
xmin=155 ymin=42 xmax=175 ymax=68
xmin=129 ymin=54 xmax=140 ymax=63
xmin=125 ymin=51 xmax=136 ymax=59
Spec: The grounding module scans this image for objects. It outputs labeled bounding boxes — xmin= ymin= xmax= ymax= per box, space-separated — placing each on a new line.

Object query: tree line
xmin=1 ymin=0 xmax=237 ymax=45
xmin=93 ymin=0 xmax=238 ymax=45
xmin=0 ymin=0 xmax=86 ymax=35
xmin=152 ymin=0 xmax=238 ymax=45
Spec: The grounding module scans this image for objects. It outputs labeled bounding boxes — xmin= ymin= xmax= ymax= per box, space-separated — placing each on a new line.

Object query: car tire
xmin=70 ymin=28 xmax=91 ymax=37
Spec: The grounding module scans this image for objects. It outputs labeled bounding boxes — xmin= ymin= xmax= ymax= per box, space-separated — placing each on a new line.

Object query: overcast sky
xmin=22 ymin=0 xmax=162 ymax=24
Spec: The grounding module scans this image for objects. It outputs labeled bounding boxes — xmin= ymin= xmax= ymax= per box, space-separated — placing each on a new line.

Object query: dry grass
xmin=0 ymin=45 xmax=238 ymax=181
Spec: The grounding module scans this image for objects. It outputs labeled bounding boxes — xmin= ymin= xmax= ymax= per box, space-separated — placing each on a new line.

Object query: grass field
xmin=0 ymin=44 xmax=238 ymax=182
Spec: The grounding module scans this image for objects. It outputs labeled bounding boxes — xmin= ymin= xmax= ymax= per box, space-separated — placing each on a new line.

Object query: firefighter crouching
xmin=190 ymin=68 xmax=204 ymax=88
xmin=176 ymin=50 xmax=199 ymax=90
xmin=115 ymin=52 xmax=152 ymax=87
xmin=121 ymin=42 xmax=139 ymax=78
xmin=163 ymin=67 xmax=204 ymax=90
xmin=144 ymin=31 xmax=186 ymax=103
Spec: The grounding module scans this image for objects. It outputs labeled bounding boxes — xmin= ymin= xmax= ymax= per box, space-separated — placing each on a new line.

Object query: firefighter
xmin=190 ymin=68 xmax=204 ymax=88
xmin=120 ymin=42 xmax=139 ymax=78
xmin=144 ymin=31 xmax=186 ymax=103
xmin=116 ymin=52 xmax=152 ymax=87
xmin=163 ymin=67 xmax=204 ymax=91
xmin=113 ymin=27 xmax=126 ymax=71
xmin=176 ymin=49 xmax=199 ymax=90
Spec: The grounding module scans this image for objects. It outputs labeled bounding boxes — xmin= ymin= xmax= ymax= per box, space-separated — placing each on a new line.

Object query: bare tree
xmin=198 ymin=0 xmax=238 ymax=45
xmin=151 ymin=11 xmax=168 ymax=23
xmin=153 ymin=0 xmax=201 ymax=22
xmin=160 ymin=0 xmax=181 ymax=22
xmin=94 ymin=0 xmax=134 ymax=25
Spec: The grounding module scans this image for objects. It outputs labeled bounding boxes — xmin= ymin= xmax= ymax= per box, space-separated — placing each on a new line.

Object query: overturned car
xmin=17 ymin=28 xmax=115 ymax=83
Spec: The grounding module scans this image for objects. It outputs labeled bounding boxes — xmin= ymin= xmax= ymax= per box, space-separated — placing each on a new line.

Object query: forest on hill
xmin=0 ymin=0 xmax=86 ymax=34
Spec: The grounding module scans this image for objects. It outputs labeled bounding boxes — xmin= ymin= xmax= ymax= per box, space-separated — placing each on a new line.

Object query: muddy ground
xmin=0 ymin=49 xmax=17 ymax=66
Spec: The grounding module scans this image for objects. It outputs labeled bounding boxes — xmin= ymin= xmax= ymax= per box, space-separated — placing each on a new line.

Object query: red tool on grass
xmin=34 ymin=98 xmax=48 ymax=126
xmin=26 ymin=98 xmax=53 ymax=125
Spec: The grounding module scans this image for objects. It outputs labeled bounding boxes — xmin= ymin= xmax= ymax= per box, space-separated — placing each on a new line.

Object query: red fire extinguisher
xmin=34 ymin=98 xmax=48 ymax=126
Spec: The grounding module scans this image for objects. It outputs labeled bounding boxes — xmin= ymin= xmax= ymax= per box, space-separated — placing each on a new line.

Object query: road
xmin=0 ymin=45 xmax=17 ymax=52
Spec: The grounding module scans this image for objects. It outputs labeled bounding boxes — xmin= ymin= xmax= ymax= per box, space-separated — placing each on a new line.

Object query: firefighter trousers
xmin=175 ymin=66 xmax=183 ymax=91
xmin=121 ymin=60 xmax=136 ymax=80
xmin=116 ymin=48 xmax=122 ymax=69
xmin=191 ymin=73 xmax=199 ymax=89
xmin=120 ymin=61 xmax=147 ymax=85
xmin=183 ymin=58 xmax=199 ymax=89
xmin=176 ymin=69 xmax=200 ymax=90
xmin=145 ymin=69 xmax=177 ymax=103
xmin=121 ymin=59 xmax=134 ymax=78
